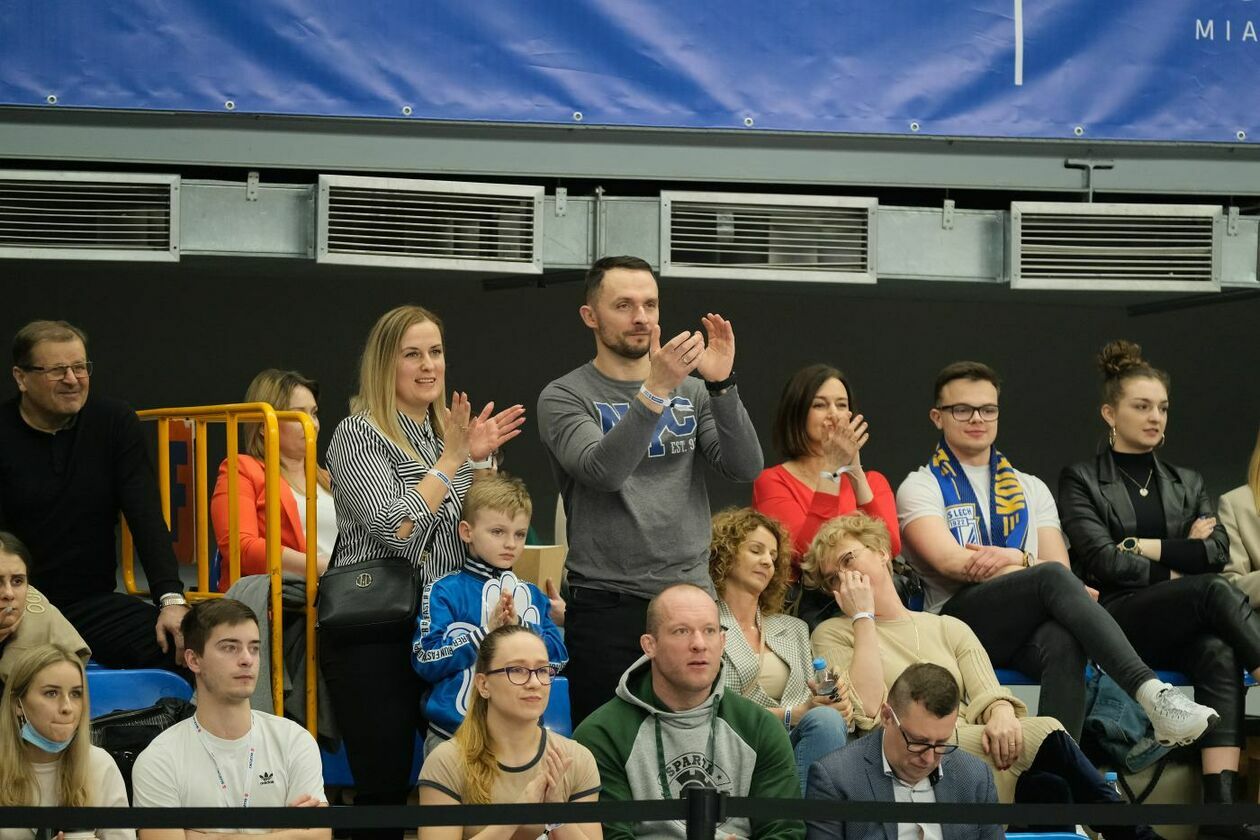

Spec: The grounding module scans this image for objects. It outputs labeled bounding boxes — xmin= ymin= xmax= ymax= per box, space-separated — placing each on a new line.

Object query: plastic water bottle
xmin=1104 ymin=771 xmax=1121 ymax=798
xmin=812 ymin=657 xmax=837 ymax=696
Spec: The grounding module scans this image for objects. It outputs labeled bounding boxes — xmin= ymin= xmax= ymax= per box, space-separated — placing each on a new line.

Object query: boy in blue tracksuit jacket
xmin=412 ymin=474 xmax=567 ymax=751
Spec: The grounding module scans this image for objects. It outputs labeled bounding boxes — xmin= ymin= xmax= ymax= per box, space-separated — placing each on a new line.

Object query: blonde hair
xmin=350 ymin=305 xmax=447 ymax=461
xmin=453 ymin=624 xmax=543 ymax=804
xmin=461 ymin=474 xmax=533 ymax=526
xmin=241 ymin=368 xmax=331 ymax=491
xmin=800 ymin=512 xmax=892 ymax=593
xmin=1248 ymin=426 xmax=1260 ymax=516
xmin=708 ymin=508 xmax=793 ymax=615
xmin=0 ymin=645 xmax=92 ymax=807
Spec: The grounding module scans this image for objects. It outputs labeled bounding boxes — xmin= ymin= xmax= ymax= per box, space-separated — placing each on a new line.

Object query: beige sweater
xmin=811 ymin=611 xmax=1063 ymax=802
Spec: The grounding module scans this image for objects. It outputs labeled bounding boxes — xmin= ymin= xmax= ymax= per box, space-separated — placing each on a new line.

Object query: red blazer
xmin=752 ymin=462 xmax=902 ymax=565
xmin=210 ymin=454 xmax=305 ymax=591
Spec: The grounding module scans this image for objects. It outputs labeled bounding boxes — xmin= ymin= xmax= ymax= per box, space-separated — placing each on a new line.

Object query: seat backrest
xmin=544 ymin=675 xmax=572 ymax=737
xmin=88 ymin=668 xmax=193 ymax=719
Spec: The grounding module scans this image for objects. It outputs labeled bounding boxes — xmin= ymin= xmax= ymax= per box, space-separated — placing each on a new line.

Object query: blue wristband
xmin=430 ymin=468 xmax=454 ymax=494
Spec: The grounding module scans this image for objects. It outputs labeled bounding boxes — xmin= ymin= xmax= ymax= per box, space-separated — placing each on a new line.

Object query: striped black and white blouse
xmin=326 ymin=411 xmax=473 ymax=586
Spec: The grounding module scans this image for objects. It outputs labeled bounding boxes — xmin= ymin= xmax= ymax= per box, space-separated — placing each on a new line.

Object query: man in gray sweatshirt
xmin=538 ymin=255 xmax=763 ymax=724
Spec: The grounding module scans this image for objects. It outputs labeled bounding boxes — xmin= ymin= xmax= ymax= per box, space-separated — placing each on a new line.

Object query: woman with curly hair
xmin=709 ymin=507 xmax=851 ymax=791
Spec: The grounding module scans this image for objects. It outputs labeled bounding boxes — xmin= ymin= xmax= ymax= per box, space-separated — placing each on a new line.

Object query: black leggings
xmin=319 ymin=631 xmax=423 ymax=840
xmin=1106 ymin=575 xmax=1260 ymax=749
xmin=943 ymin=563 xmax=1156 ymax=739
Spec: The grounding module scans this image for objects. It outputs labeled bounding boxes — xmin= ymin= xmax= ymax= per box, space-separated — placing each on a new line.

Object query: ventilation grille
xmin=317 ymin=175 xmax=543 ymax=273
xmin=0 ymin=171 xmax=179 ymax=261
xmin=1010 ymin=202 xmax=1222 ymax=291
xmin=661 ymin=192 xmax=876 ymax=282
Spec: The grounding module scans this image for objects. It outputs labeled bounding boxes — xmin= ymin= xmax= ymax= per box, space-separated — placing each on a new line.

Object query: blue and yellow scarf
xmin=929 ymin=437 xmax=1029 ymax=549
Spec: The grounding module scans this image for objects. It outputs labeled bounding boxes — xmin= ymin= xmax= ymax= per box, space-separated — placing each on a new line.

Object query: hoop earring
xmin=1108 ymin=426 xmax=1116 ymax=447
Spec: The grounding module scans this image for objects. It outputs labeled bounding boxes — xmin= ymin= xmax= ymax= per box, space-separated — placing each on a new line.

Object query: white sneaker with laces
xmin=1148 ymin=684 xmax=1219 ymax=746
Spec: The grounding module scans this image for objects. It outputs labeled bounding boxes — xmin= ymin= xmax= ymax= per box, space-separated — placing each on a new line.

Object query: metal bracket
xmin=1227 ymin=206 xmax=1240 ymax=237
xmin=1064 ymin=158 xmax=1115 ymax=203
xmin=246 ymin=171 xmax=260 ymax=202
xmin=941 ymin=199 xmax=955 ymax=230
xmin=592 ymin=186 xmax=606 ymax=260
xmin=555 ymin=187 xmax=567 ymax=217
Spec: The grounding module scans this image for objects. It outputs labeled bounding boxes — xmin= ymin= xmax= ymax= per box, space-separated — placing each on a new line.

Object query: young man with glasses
xmin=575 ymin=583 xmax=804 ymax=840
xmin=806 ymin=662 xmax=1002 ymax=840
xmin=0 ymin=319 xmax=188 ymax=671
xmin=896 ymin=361 xmax=1216 ymax=747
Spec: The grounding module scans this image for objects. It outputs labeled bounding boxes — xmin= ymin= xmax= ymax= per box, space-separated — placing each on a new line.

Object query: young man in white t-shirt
xmin=133 ymin=598 xmax=329 ymax=840
xmin=896 ymin=361 xmax=1216 ymax=748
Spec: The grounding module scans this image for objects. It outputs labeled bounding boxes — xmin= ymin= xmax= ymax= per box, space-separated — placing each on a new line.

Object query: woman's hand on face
xmin=981 ymin=703 xmax=1023 ymax=771
xmin=838 ymin=570 xmax=875 ymax=616
xmin=1189 ymin=516 xmax=1217 ymax=541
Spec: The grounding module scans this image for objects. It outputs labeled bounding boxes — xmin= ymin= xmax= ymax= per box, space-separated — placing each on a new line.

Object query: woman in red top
xmin=753 ymin=363 xmax=901 ymax=568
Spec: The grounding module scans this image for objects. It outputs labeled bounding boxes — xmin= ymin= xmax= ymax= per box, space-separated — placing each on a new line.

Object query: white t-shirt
xmin=0 ymin=745 xmax=134 ymax=840
xmin=131 ymin=710 xmax=326 ymax=834
xmin=897 ymin=464 xmax=1063 ymax=613
xmin=291 ymin=484 xmax=338 ymax=562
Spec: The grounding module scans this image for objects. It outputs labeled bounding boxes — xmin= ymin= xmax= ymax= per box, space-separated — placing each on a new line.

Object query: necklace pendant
xmin=1139 ymin=488 xmax=1149 ymax=497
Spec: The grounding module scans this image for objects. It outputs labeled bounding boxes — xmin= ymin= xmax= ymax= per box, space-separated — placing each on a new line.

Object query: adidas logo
xmin=258 ymin=772 xmax=275 ymax=785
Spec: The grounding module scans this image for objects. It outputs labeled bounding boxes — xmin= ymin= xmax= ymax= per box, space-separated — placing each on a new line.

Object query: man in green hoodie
xmin=575 ymin=583 xmax=805 ymax=840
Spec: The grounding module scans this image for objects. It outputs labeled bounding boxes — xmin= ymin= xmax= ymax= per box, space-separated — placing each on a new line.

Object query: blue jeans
xmin=792 ymin=705 xmax=849 ymax=794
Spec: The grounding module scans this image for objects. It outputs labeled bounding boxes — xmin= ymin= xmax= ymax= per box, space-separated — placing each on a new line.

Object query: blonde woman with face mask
xmin=0 ymin=644 xmax=133 ymax=840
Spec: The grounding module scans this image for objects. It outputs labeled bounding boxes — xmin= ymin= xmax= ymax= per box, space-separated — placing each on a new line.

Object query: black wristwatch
xmin=705 ymin=371 xmax=737 ymax=393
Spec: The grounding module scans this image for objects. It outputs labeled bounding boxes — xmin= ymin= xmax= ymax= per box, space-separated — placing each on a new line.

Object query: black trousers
xmin=943 ymin=563 xmax=1155 ymax=739
xmin=319 ymin=630 xmax=423 ymax=840
xmin=1106 ymin=575 xmax=1260 ymax=749
xmin=565 ymin=586 xmax=650 ymax=727
xmin=59 ymin=591 xmax=184 ymax=672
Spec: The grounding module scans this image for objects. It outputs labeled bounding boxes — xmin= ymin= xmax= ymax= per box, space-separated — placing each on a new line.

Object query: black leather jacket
xmin=1058 ymin=448 xmax=1230 ymax=601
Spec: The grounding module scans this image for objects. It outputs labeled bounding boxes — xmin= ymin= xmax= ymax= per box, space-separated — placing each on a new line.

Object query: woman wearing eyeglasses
xmin=1060 ymin=342 xmax=1260 ymax=839
xmin=808 ymin=513 xmax=1158 ymax=835
xmin=419 ymin=625 xmax=601 ymax=840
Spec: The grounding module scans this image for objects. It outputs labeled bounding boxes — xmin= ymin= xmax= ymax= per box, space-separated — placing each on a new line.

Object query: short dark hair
xmin=645 ymin=582 xmax=713 ymax=636
xmin=933 ymin=361 xmax=1001 ymax=405
xmin=12 ymin=320 xmax=89 ymax=367
xmin=180 ymin=598 xmax=258 ymax=656
xmin=584 ymin=255 xmax=654 ymax=304
xmin=771 ymin=364 xmax=855 ymax=459
xmin=888 ymin=662 xmax=960 ymax=719
xmin=0 ymin=531 xmax=32 ymax=573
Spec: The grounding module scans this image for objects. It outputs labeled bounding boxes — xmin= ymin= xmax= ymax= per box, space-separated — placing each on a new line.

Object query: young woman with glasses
xmin=1060 ymin=341 xmax=1260 ymax=840
xmin=418 ymin=625 xmax=602 ymax=840
xmin=807 ymin=513 xmax=1160 ymax=838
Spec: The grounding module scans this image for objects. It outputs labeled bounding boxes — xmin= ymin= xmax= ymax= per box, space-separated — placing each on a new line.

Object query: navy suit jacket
xmin=805 ymin=729 xmax=1003 ymax=840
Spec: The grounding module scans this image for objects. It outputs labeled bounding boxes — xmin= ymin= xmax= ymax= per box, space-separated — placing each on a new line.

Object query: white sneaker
xmin=1148 ymin=685 xmax=1219 ymax=746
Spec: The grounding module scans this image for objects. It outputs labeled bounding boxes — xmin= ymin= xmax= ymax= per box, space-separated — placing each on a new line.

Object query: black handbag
xmin=90 ymin=696 xmax=196 ymax=799
xmin=316 ymin=554 xmax=422 ymax=642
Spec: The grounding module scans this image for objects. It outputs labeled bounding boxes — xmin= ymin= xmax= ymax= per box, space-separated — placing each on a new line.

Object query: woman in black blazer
xmin=1059 ymin=340 xmax=1260 ymax=839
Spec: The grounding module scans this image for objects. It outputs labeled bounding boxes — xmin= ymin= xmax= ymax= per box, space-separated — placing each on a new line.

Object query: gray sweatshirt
xmin=537 ymin=363 xmax=763 ymax=599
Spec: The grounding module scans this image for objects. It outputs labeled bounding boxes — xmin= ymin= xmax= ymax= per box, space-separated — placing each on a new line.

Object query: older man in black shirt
xmin=0 ymin=319 xmax=187 ymax=670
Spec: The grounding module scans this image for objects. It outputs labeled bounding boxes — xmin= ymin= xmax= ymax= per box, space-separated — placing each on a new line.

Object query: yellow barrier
xmin=119 ymin=403 xmax=320 ymax=734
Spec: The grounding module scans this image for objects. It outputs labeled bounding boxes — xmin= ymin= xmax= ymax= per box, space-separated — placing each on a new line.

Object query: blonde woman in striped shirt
xmin=322 ymin=304 xmax=524 ymax=840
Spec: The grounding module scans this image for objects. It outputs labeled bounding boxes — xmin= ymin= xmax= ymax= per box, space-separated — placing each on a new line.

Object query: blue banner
xmin=2 ymin=0 xmax=1258 ymax=142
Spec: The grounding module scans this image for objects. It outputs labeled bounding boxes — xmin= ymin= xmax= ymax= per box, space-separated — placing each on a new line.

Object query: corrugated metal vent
xmin=661 ymin=192 xmax=877 ymax=282
xmin=0 ymin=170 xmax=179 ymax=261
xmin=317 ymin=175 xmax=543 ymax=273
xmin=1010 ymin=202 xmax=1222 ymax=292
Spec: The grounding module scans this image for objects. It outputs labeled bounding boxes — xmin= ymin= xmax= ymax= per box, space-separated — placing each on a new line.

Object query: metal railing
xmin=119 ymin=402 xmax=320 ymax=732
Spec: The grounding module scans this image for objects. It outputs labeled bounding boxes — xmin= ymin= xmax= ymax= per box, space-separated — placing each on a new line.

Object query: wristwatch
xmin=1118 ymin=537 xmax=1143 ymax=556
xmin=158 ymin=593 xmax=188 ymax=609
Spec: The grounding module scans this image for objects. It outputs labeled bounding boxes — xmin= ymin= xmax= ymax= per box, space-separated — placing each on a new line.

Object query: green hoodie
xmin=574 ymin=655 xmax=804 ymax=840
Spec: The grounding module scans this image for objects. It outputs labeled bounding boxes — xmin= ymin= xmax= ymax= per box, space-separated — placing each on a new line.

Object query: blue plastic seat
xmin=544 ymin=675 xmax=572 ymax=737
xmin=87 ymin=667 xmax=193 ymax=719
xmin=994 ymin=669 xmax=1038 ymax=685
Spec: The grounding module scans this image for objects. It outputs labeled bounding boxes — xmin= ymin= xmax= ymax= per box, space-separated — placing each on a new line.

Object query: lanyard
xmin=191 ymin=713 xmax=258 ymax=808
xmin=653 ymin=700 xmax=720 ymax=800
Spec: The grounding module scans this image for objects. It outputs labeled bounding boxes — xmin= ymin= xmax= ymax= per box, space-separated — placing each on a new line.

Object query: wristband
xmin=638 ymin=385 xmax=672 ymax=408
xmin=783 ymin=706 xmax=793 ymax=730
xmin=544 ymin=824 xmax=564 ymax=837
xmin=430 ymin=468 xmax=455 ymax=494
xmin=851 ymin=611 xmax=875 ymax=623
xmin=820 ymin=467 xmax=849 ymax=483
xmin=470 ymin=454 xmax=496 ymax=470
xmin=704 ymin=371 xmax=737 ymax=393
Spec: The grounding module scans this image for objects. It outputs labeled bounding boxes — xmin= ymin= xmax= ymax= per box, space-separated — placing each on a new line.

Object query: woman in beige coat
xmin=1220 ymin=427 xmax=1260 ymax=608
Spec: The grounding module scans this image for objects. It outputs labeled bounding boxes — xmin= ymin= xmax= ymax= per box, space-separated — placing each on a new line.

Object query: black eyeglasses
xmin=889 ymin=706 xmax=958 ymax=755
xmin=485 ymin=665 xmax=558 ymax=685
xmin=21 ymin=361 xmax=93 ymax=381
xmin=936 ymin=403 xmax=999 ymax=422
